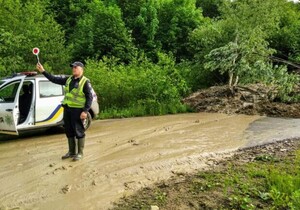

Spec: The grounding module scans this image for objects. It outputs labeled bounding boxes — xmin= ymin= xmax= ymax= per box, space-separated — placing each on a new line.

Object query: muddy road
xmin=1 ymin=113 xmax=300 ymax=210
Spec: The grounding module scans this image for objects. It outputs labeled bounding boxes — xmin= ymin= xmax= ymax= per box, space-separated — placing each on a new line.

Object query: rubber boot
xmin=73 ymin=137 xmax=85 ymax=161
xmin=61 ymin=137 xmax=76 ymax=159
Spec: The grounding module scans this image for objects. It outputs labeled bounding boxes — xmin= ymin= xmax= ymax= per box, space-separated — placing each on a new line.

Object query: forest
xmin=1 ymin=0 xmax=300 ymax=118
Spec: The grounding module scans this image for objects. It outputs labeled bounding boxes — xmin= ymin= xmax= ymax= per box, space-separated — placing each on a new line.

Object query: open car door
xmin=0 ymin=77 xmax=25 ymax=135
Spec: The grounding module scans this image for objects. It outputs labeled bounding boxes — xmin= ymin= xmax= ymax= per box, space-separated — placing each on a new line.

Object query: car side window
xmin=39 ymin=81 xmax=63 ymax=98
xmin=0 ymin=81 xmax=20 ymax=103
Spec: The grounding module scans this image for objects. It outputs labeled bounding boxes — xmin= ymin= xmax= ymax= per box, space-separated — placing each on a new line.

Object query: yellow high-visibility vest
xmin=62 ymin=76 xmax=88 ymax=108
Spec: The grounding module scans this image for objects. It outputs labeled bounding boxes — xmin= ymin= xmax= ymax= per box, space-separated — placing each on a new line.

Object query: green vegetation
xmin=1 ymin=0 xmax=300 ymax=117
xmin=112 ymin=142 xmax=300 ymax=209
xmin=0 ymin=0 xmax=69 ymax=76
xmin=84 ymin=54 xmax=190 ymax=118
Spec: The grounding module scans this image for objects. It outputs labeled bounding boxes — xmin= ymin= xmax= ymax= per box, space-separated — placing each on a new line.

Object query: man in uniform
xmin=36 ymin=61 xmax=93 ymax=161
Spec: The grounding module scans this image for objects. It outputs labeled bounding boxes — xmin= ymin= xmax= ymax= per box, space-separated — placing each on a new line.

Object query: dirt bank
xmin=183 ymin=84 xmax=300 ymax=118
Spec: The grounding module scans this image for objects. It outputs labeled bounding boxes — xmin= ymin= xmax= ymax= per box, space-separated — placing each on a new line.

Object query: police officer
xmin=36 ymin=61 xmax=93 ymax=161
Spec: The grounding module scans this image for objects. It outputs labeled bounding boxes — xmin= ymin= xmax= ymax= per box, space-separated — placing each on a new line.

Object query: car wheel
xmin=83 ymin=112 xmax=92 ymax=131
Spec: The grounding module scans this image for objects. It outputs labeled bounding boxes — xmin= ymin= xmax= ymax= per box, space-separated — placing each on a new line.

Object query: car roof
xmin=1 ymin=72 xmax=67 ymax=81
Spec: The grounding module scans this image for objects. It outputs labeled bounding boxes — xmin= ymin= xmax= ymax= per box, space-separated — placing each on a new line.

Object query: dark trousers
xmin=63 ymin=107 xmax=85 ymax=139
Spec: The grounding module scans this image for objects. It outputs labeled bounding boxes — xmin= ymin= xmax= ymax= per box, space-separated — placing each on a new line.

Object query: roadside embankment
xmin=183 ymin=84 xmax=300 ymax=118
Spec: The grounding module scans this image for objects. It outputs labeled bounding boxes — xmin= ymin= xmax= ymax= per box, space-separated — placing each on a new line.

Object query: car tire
xmin=83 ymin=112 xmax=92 ymax=131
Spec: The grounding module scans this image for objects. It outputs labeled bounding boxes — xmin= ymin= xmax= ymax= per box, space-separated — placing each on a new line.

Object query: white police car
xmin=0 ymin=72 xmax=99 ymax=135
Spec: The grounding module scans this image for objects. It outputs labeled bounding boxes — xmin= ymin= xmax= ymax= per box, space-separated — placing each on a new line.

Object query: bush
xmin=84 ymin=54 xmax=191 ymax=118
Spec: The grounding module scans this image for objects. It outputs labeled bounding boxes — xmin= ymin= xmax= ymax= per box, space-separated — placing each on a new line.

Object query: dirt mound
xmin=183 ymin=84 xmax=300 ymax=118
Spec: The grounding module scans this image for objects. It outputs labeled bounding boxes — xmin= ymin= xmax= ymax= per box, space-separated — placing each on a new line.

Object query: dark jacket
xmin=42 ymin=71 xmax=93 ymax=113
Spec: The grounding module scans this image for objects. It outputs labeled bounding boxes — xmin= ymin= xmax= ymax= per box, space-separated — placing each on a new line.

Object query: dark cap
xmin=70 ymin=61 xmax=84 ymax=68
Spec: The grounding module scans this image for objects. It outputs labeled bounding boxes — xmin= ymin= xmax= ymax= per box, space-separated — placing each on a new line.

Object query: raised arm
xmin=36 ymin=63 xmax=68 ymax=85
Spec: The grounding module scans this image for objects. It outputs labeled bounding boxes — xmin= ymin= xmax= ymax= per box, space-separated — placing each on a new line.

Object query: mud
xmin=1 ymin=113 xmax=300 ymax=210
xmin=183 ymin=84 xmax=300 ymax=118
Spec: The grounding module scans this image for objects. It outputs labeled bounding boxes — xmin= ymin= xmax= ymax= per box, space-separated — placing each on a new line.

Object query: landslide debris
xmin=183 ymin=84 xmax=300 ymax=118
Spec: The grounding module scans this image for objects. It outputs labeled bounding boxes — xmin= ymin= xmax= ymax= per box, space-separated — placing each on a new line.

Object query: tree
xmin=189 ymin=0 xmax=286 ymax=89
xmin=196 ymin=0 xmax=221 ymax=18
xmin=46 ymin=0 xmax=91 ymax=42
xmin=116 ymin=0 xmax=160 ymax=60
xmin=0 ymin=30 xmax=25 ymax=77
xmin=116 ymin=0 xmax=146 ymax=30
xmin=0 ymin=0 xmax=69 ymax=75
xmin=204 ymin=35 xmax=273 ymax=90
xmin=70 ymin=0 xmax=136 ymax=63
xmin=156 ymin=0 xmax=203 ymax=61
xmin=133 ymin=0 xmax=160 ymax=59
xmin=268 ymin=1 xmax=300 ymax=64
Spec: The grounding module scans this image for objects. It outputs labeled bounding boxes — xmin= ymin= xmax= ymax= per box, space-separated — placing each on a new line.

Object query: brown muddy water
xmin=1 ymin=113 xmax=300 ymax=210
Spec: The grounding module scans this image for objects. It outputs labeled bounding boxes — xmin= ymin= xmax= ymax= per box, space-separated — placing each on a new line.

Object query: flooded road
xmin=1 ymin=113 xmax=300 ymax=210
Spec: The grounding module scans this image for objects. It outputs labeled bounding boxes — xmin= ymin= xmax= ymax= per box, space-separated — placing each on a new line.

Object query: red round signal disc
xmin=32 ymin=48 xmax=40 ymax=55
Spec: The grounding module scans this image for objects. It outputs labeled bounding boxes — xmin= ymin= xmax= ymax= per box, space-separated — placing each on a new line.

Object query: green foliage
xmin=265 ymin=150 xmax=300 ymax=209
xmin=116 ymin=0 xmax=159 ymax=56
xmin=254 ymin=154 xmax=277 ymax=162
xmin=191 ymin=0 xmax=280 ymax=82
xmin=98 ymin=103 xmax=189 ymax=119
xmin=117 ymin=0 xmax=204 ymax=62
xmin=228 ymin=195 xmax=255 ymax=210
xmin=269 ymin=65 xmax=300 ymax=102
xmin=155 ymin=191 xmax=167 ymax=204
xmin=290 ymin=190 xmax=300 ymax=210
xmin=220 ymin=0 xmax=281 ymax=36
xmin=196 ymin=0 xmax=221 ymax=18
xmin=133 ymin=0 xmax=160 ymax=59
xmin=204 ymin=36 xmax=274 ymax=87
xmin=70 ymin=0 xmax=136 ymax=63
xmin=268 ymin=1 xmax=300 ymax=62
xmin=267 ymin=172 xmax=300 ymax=208
xmin=116 ymin=0 xmax=146 ymax=30
xmin=46 ymin=0 xmax=91 ymax=42
xmin=189 ymin=0 xmax=300 ymax=101
xmin=204 ymin=40 xmax=245 ymax=87
xmin=0 ymin=30 xmax=25 ymax=77
xmin=157 ymin=0 xmax=204 ymax=61
xmin=190 ymin=0 xmax=281 ymax=61
xmin=0 ymin=0 xmax=69 ymax=75
xmin=221 ymin=148 xmax=300 ymax=209
xmin=1 ymin=0 xmax=300 ymax=117
xmin=84 ymin=54 xmax=190 ymax=118
xmin=188 ymin=19 xmax=230 ymax=89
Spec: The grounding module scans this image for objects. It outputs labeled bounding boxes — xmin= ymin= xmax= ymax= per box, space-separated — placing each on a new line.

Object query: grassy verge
xmin=112 ymin=139 xmax=300 ymax=210
xmin=98 ymin=103 xmax=192 ymax=119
